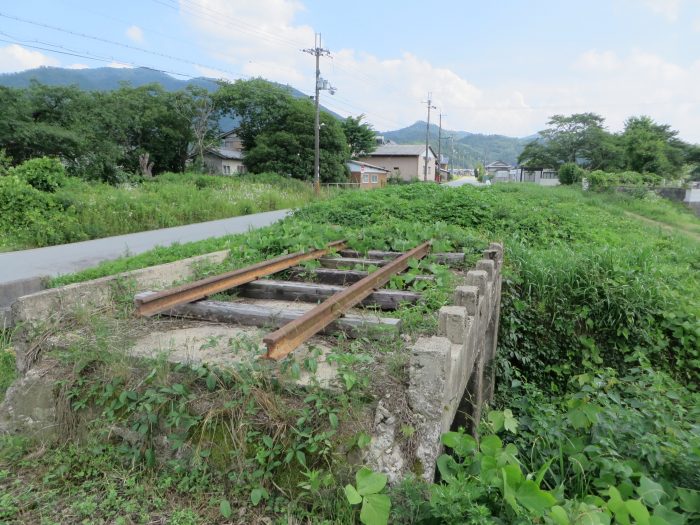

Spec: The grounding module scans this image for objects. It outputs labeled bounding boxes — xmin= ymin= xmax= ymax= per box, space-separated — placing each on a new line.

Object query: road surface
xmin=0 ymin=209 xmax=290 ymax=284
xmin=445 ymin=177 xmax=485 ymax=187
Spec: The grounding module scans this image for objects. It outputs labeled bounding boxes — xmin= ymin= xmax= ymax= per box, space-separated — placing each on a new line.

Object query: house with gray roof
xmin=202 ymin=130 xmax=246 ymax=175
xmin=358 ymin=144 xmax=438 ymax=182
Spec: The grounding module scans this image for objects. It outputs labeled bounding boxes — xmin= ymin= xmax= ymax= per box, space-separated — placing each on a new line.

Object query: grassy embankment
xmin=0 ymin=172 xmax=319 ymax=251
xmin=1 ymin=183 xmax=698 ymax=524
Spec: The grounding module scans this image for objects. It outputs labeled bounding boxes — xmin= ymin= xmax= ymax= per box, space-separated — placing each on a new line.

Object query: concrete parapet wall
xmin=367 ymin=243 xmax=504 ymax=482
xmin=1 ymin=276 xmax=48 ymax=329
xmin=10 ymin=251 xmax=229 ymax=372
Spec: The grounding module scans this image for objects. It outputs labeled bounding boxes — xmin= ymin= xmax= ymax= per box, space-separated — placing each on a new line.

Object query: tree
xmin=215 ymin=78 xmax=349 ymax=181
xmin=517 ymin=140 xmax=558 ymax=169
xmin=243 ymin=98 xmax=348 ymax=182
xmin=177 ymin=85 xmax=220 ymax=168
xmin=0 ymin=83 xmax=88 ymax=164
xmin=518 ymin=113 xmax=616 ymax=169
xmin=214 ymin=78 xmax=295 ymax=151
xmin=620 ymin=116 xmax=687 ymax=178
xmin=342 ymin=114 xmax=376 ymax=158
xmin=686 ymin=144 xmax=700 ymax=181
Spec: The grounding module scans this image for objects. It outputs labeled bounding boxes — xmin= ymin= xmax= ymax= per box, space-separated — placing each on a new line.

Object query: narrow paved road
xmin=445 ymin=177 xmax=484 ymax=187
xmin=0 ymin=210 xmax=290 ymax=283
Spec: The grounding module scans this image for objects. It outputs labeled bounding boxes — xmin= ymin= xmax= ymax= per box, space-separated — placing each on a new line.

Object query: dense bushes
xmin=0 ymin=164 xmax=317 ymax=250
xmin=587 ymin=169 xmax=663 ymax=189
xmin=2 ymin=182 xmax=699 ymax=523
xmin=10 ymin=156 xmax=67 ymax=192
xmin=558 ymin=162 xmax=585 ymax=184
xmin=296 ymin=183 xmax=700 ymax=388
xmin=0 ymin=172 xmax=85 ymax=247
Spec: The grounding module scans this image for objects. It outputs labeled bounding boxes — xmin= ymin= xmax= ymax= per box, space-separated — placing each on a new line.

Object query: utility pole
xmin=450 ymin=135 xmax=455 ymax=179
xmin=423 ymin=94 xmax=436 ymax=181
xmin=441 ymin=135 xmax=453 ymax=179
xmin=303 ymin=33 xmax=334 ymax=195
xmin=437 ymin=113 xmax=444 ymax=183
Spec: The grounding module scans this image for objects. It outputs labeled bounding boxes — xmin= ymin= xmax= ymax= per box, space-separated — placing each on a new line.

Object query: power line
xmin=0 ymin=34 xmax=222 ymax=83
xmin=150 ymin=0 xmax=307 ymax=51
xmin=0 ymin=12 xmax=247 ymax=81
xmin=1 ymin=7 xmax=414 ymax=131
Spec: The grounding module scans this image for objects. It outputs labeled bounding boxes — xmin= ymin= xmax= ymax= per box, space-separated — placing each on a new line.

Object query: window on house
xmin=237 ymin=165 xmax=246 ymax=174
xmin=371 ymin=174 xmax=378 ymax=183
xmin=362 ymin=173 xmax=369 ymax=183
xmin=223 ymin=165 xmax=230 ymax=175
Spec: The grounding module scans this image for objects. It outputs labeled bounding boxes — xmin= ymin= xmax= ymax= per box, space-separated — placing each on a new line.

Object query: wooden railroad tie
xmin=134 ymin=240 xmax=346 ymax=316
xmin=262 ymin=241 xmax=431 ymax=360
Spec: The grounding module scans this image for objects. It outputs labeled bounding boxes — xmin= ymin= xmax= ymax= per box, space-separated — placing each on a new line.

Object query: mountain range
xmin=381 ymin=121 xmax=532 ymax=168
xmin=0 ymin=67 xmax=533 ymax=167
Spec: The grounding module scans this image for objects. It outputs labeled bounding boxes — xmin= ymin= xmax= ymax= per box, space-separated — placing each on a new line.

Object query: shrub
xmin=0 ymin=174 xmax=86 ymax=247
xmin=10 ymin=157 xmax=67 ymax=193
xmin=557 ymin=162 xmax=584 ymax=185
xmin=587 ymin=170 xmax=662 ymax=190
xmin=0 ymin=149 xmax=11 ymax=176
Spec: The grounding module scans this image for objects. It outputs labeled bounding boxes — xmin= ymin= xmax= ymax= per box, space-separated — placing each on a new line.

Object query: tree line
xmin=0 ymin=79 xmax=377 ymax=184
xmin=518 ymin=113 xmax=700 ymax=180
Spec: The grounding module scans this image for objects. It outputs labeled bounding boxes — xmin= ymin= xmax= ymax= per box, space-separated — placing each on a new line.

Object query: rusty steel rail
xmin=263 ymin=241 xmax=431 ymax=360
xmin=135 ymin=240 xmax=347 ymax=317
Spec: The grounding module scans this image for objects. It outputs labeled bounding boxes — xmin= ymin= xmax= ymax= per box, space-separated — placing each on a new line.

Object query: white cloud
xmin=67 ymin=63 xmax=90 ymax=70
xmin=126 ymin=25 xmax=144 ymax=43
xmin=643 ymin=0 xmax=684 ymax=21
xmin=178 ymin=0 xmax=542 ymax=135
xmin=574 ymin=50 xmax=621 ymax=71
xmin=179 ymin=0 xmax=700 ymax=141
xmin=556 ymin=49 xmax=700 ymax=140
xmin=107 ymin=61 xmax=133 ymax=68
xmin=0 ymin=44 xmax=59 ymax=73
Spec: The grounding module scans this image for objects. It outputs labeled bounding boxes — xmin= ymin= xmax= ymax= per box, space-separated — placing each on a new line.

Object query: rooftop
xmin=347 ymin=159 xmax=390 ymax=172
xmin=368 ymin=144 xmax=436 ymax=157
xmin=205 ymin=147 xmax=244 ymax=160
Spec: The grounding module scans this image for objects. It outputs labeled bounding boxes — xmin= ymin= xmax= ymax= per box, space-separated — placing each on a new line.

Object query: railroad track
xmin=134 ymin=240 xmax=466 ymax=360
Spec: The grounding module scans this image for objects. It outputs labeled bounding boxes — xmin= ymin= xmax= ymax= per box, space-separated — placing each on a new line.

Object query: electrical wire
xmin=0 ymin=12 xmax=247 ymax=81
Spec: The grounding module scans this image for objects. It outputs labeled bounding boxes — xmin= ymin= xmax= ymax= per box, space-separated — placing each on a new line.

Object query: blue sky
xmin=1 ymin=0 xmax=699 ymax=141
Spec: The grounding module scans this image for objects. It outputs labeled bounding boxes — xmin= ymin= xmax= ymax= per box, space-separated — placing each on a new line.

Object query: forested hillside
xmin=382 ymin=121 xmax=530 ymax=167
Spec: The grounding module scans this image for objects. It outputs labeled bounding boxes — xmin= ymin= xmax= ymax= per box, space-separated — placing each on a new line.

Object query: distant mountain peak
xmin=381 ymin=121 xmax=531 ymax=167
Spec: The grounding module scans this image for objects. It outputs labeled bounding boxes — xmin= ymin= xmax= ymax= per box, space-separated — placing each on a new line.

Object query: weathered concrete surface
xmin=366 ymin=243 xmax=504 ymax=482
xmin=128 ymin=325 xmax=339 ymax=388
xmin=0 ymin=276 xmax=47 ymax=328
xmin=685 ymin=187 xmax=700 ymax=217
xmin=0 ymin=324 xmax=340 ymax=437
xmin=11 ymin=250 xmax=229 ymax=371
xmin=0 ymin=357 xmax=63 ymax=438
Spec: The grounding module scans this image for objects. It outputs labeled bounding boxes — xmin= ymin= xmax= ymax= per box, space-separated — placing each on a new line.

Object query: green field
xmin=1 ymin=183 xmax=698 ymax=524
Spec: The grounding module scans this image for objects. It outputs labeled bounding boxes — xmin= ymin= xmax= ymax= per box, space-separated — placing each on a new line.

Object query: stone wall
xmin=367 ymin=243 xmax=504 ymax=482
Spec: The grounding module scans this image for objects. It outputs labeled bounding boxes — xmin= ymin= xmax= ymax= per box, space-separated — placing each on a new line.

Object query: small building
xmin=485 ymin=161 xmax=513 ymax=182
xmin=347 ymin=160 xmax=390 ymax=189
xmin=512 ymin=167 xmax=559 ymax=186
xmin=201 ymin=130 xmax=247 ymax=175
xmin=358 ymin=144 xmax=438 ymax=182
xmin=202 ymin=147 xmax=246 ymax=175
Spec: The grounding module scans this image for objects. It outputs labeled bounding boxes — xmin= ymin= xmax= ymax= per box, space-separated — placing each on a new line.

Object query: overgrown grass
xmin=4 ymin=182 xmax=699 ymax=524
xmin=0 ymin=329 xmax=15 ymax=402
xmin=0 ymin=172 xmax=320 ymax=251
xmin=582 ymin=188 xmax=700 ymax=237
